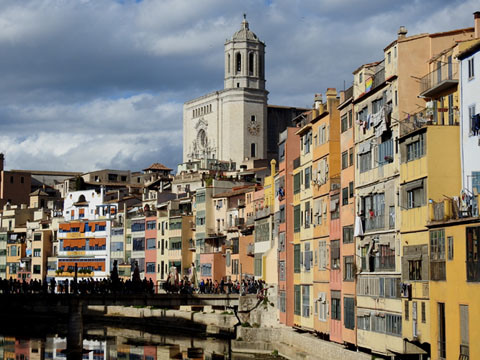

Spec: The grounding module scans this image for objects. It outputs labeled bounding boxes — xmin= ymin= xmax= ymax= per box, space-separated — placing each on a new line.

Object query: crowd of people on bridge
xmin=0 ymin=261 xmax=266 ymax=297
xmin=163 ymin=263 xmax=266 ymax=295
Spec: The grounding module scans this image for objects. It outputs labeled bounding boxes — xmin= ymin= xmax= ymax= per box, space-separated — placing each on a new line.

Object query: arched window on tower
xmin=236 ymin=53 xmax=241 ymax=73
xmin=249 ymin=52 xmax=254 ymax=75
xmin=259 ymin=55 xmax=263 ymax=78
xmin=228 ymin=54 xmax=231 ymax=73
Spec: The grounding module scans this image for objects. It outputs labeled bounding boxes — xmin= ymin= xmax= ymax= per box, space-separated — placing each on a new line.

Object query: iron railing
xmin=420 ymin=62 xmax=458 ymax=95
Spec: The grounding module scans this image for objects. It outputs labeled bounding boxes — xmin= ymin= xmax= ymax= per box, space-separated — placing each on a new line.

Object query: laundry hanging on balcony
xmin=354 ymin=215 xmax=364 ymax=237
xmin=373 ymin=106 xmax=387 ymax=138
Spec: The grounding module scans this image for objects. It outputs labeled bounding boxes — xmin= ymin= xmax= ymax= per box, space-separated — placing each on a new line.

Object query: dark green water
xmin=0 ymin=326 xmax=285 ymax=360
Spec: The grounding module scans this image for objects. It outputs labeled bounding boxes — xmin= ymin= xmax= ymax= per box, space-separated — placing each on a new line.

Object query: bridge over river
xmin=0 ymin=292 xmax=240 ymax=310
xmin=0 ymin=292 xmax=243 ymax=358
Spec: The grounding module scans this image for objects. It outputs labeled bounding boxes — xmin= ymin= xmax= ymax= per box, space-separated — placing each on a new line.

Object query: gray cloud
xmin=0 ymin=0 xmax=477 ymax=172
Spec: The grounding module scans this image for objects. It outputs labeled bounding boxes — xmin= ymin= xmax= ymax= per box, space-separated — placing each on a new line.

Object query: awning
xmin=358 ymin=141 xmax=371 ymax=155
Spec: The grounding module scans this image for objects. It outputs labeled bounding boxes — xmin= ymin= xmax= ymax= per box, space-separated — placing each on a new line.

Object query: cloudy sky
xmin=0 ymin=0 xmax=477 ymax=173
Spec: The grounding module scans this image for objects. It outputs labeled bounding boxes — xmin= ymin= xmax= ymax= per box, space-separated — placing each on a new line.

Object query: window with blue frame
xmin=95 ymin=224 xmax=106 ymax=231
xmin=133 ymin=238 xmax=145 ymax=251
xmin=131 ymin=222 xmax=145 ymax=232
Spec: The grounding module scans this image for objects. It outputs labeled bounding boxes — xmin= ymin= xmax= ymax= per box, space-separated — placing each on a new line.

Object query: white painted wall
xmin=460 ymin=50 xmax=480 ymax=192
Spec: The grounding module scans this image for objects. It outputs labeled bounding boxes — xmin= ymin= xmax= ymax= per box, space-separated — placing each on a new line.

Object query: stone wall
xmin=235 ymin=327 xmax=371 ymax=360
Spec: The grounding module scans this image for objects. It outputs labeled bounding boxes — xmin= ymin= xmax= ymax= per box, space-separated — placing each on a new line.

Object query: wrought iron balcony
xmin=420 ymin=62 xmax=458 ymax=98
xmin=247 ymin=243 xmax=254 ymax=256
xmin=365 ymin=214 xmax=384 ymax=231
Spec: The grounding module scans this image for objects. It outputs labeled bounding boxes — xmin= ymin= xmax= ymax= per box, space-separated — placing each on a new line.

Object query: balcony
xmin=429 ymin=197 xmax=479 ymax=223
xmin=169 ymin=209 xmax=182 ymax=217
xmin=420 ymin=62 xmax=458 ymax=98
xmin=246 ymin=216 xmax=255 ymax=226
xmin=371 ymin=66 xmax=385 ymax=90
xmin=365 ymin=214 xmax=384 ymax=231
xmin=206 ymin=227 xmax=224 ymax=237
xmin=255 ymin=207 xmax=271 ymax=220
xmin=188 ymin=239 xmax=196 ymax=251
xmin=247 ymin=243 xmax=254 ymax=256
xmin=362 ymin=254 xmax=395 ymax=272
xmin=399 ymin=108 xmax=431 ymax=137
xmin=235 ymin=217 xmax=245 ymax=228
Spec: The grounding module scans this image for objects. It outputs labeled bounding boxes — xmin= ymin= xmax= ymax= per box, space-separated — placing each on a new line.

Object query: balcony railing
xmin=420 ymin=62 xmax=458 ymax=98
xmin=361 ymin=255 xmax=395 ymax=272
xmin=399 ymin=107 xmax=431 ymax=137
xmin=371 ymin=67 xmax=385 ymax=90
xmin=235 ymin=217 xmax=245 ymax=228
xmin=344 ymin=86 xmax=353 ymax=101
xmin=247 ymin=243 xmax=254 ymax=256
xmin=375 ymin=255 xmax=396 ymax=271
xmin=429 ymin=197 xmax=479 ymax=222
xmin=365 ymin=214 xmax=384 ymax=231
xmin=255 ymin=207 xmax=271 ymax=220
xmin=169 ymin=209 xmax=182 ymax=217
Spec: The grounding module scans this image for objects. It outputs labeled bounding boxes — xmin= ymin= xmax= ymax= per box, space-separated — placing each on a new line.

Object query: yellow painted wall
xmin=430 ymin=222 xmax=480 ymax=360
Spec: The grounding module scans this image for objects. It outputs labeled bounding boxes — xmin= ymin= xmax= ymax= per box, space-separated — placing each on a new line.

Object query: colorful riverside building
xmin=338 ymin=85 xmax=356 ymax=346
xmin=398 ymin=27 xmax=478 ymax=359
xmin=309 ymin=90 xmax=341 ymax=339
xmin=0 ymin=205 xmax=34 ymax=279
xmin=422 ymin=24 xmax=480 ymax=360
xmin=166 ymin=197 xmax=194 ymax=277
xmin=292 ymin=107 xmax=314 ymax=330
xmin=352 ymin=24 xmax=475 ymax=358
xmin=277 ymin=127 xmax=300 ymax=327
xmin=57 ymin=189 xmax=117 ymax=280
xmin=353 ymin=54 xmax=402 ymax=356
xmin=144 ymin=213 xmax=157 ymax=284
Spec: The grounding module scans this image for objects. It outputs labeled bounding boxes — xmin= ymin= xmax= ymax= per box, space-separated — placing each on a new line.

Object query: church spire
xmin=242 ymin=13 xmax=249 ymax=30
xmin=224 ymin=15 xmax=265 ymax=90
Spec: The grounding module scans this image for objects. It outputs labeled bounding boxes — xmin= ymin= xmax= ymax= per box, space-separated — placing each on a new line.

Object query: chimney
xmin=0 ymin=153 xmax=4 ymax=172
xmin=314 ymin=94 xmax=324 ymax=115
xmin=270 ymin=159 xmax=276 ymax=179
xmin=398 ymin=26 xmax=408 ymax=40
xmin=475 ymin=12 xmax=480 ymax=39
xmin=325 ymin=88 xmax=338 ymax=112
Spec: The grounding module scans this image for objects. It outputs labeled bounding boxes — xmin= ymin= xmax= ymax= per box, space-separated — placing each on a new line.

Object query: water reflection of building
xmin=0 ymin=328 xmax=242 ymax=360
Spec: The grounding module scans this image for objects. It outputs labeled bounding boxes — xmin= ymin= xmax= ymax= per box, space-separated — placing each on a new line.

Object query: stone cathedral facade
xmin=183 ymin=16 xmax=269 ymax=168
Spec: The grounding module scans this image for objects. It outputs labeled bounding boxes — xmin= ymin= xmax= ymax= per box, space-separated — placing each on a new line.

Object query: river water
xmin=0 ymin=326 xmax=284 ymax=360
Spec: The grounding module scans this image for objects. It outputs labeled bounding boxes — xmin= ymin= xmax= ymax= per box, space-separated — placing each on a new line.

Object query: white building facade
xmin=183 ymin=16 xmax=268 ymax=168
xmin=459 ymin=40 xmax=480 ymax=195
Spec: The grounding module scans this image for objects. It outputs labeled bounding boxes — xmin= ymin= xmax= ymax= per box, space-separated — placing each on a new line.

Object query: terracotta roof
xmin=143 ymin=163 xmax=172 ymax=172
xmin=213 ymin=185 xmax=256 ymax=199
xmin=29 ymin=189 xmax=49 ymax=196
xmin=84 ymin=181 xmax=143 ymax=188
xmin=457 ymin=39 xmax=480 ymax=60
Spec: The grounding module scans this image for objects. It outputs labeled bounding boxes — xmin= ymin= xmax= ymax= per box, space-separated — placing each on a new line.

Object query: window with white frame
xmin=468 ymin=57 xmax=475 ymax=79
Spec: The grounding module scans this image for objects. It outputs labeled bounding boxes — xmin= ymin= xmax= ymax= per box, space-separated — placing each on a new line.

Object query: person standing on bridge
xmin=111 ymin=260 xmax=120 ymax=294
xmin=189 ymin=263 xmax=198 ymax=293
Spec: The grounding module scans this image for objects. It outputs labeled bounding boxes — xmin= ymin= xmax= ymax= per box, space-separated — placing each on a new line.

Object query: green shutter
xmin=294 ymin=244 xmax=301 ymax=273
xmin=294 ymin=173 xmax=300 ymax=194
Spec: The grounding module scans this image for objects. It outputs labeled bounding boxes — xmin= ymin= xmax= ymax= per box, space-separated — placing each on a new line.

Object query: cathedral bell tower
xmin=224 ymin=15 xmax=266 ymax=90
